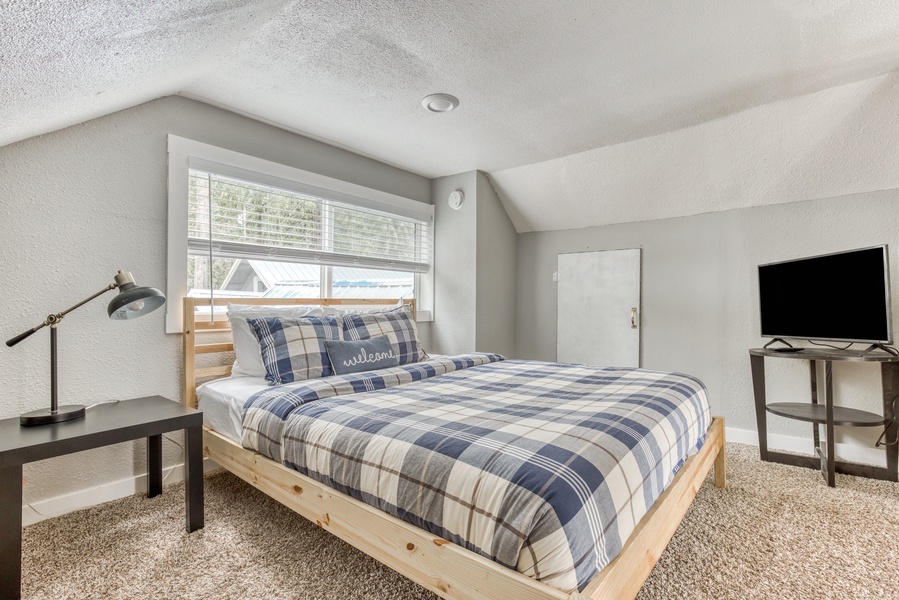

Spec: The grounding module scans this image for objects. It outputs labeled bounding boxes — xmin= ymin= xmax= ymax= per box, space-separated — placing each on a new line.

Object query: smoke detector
xmin=421 ymin=93 xmax=459 ymax=113
xmin=448 ymin=190 xmax=464 ymax=210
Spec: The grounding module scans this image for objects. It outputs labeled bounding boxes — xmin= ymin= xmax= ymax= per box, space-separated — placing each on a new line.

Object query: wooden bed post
xmin=714 ymin=427 xmax=727 ymax=489
xmin=183 ymin=297 xmax=197 ymax=408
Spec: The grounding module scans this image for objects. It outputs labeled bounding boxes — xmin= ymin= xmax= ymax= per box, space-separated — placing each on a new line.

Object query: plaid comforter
xmin=241 ymin=354 xmax=711 ymax=593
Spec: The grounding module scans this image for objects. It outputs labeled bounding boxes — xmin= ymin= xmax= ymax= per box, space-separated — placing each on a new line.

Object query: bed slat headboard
xmin=182 ymin=297 xmax=414 ymax=408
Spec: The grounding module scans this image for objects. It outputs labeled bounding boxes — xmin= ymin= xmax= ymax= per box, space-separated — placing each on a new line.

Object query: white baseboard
xmin=22 ymin=459 xmax=221 ymax=527
xmin=725 ymin=426 xmax=889 ymax=467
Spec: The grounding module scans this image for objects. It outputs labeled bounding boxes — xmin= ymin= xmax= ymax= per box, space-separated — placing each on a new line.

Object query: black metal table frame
xmin=0 ymin=396 xmax=203 ymax=600
xmin=750 ymin=348 xmax=899 ymax=487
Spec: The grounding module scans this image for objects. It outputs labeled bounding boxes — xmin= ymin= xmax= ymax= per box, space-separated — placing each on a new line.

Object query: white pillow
xmin=227 ymin=304 xmax=324 ymax=377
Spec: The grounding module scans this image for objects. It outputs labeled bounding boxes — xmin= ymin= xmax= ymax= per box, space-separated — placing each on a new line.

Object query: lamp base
xmin=20 ymin=405 xmax=86 ymax=426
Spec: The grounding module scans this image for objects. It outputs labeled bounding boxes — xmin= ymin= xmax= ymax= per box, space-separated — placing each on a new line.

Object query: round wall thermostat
xmin=448 ymin=190 xmax=464 ymax=210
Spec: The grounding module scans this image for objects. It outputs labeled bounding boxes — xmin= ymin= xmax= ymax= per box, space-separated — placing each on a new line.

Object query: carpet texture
xmin=21 ymin=443 xmax=899 ymax=599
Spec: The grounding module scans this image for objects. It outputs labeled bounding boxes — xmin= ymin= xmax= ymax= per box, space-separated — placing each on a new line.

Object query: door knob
xmin=631 ymin=307 xmax=638 ymax=329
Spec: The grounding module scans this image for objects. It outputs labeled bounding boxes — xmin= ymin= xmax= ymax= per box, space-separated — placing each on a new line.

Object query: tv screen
xmin=758 ymin=246 xmax=892 ymax=344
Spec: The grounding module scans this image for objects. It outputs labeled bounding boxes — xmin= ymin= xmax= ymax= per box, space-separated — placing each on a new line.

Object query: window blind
xmin=188 ymin=169 xmax=432 ymax=272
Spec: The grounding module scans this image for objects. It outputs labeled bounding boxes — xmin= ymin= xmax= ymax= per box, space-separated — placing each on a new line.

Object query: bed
xmin=183 ymin=297 xmax=725 ymax=600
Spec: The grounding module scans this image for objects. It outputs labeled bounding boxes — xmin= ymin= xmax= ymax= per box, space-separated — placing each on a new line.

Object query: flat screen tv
xmin=758 ymin=245 xmax=892 ymax=344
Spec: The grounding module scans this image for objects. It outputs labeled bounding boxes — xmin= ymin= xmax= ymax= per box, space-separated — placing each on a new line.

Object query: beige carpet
xmin=21 ymin=443 xmax=899 ymax=599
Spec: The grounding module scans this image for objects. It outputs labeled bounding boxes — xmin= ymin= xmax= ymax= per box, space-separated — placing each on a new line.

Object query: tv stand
xmin=750 ymin=347 xmax=898 ymax=487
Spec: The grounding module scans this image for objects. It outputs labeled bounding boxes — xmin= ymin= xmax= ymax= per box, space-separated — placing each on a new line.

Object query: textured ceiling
xmin=2 ymin=0 xmax=899 ymax=231
xmin=0 ymin=0 xmax=288 ymax=147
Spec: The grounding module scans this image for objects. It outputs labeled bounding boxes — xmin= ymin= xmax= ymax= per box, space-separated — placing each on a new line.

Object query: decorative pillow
xmin=340 ymin=305 xmax=427 ymax=366
xmin=324 ymin=336 xmax=400 ymax=375
xmin=227 ymin=304 xmax=324 ymax=378
xmin=246 ymin=315 xmax=342 ymax=385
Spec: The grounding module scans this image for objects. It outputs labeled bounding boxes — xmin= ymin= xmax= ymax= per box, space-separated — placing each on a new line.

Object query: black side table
xmin=750 ymin=347 xmax=899 ymax=487
xmin=0 ymin=396 xmax=204 ymax=600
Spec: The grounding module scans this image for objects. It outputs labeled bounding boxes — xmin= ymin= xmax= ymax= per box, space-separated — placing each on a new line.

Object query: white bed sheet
xmin=197 ymin=376 xmax=268 ymax=443
xmin=196 ymin=360 xmax=449 ymax=444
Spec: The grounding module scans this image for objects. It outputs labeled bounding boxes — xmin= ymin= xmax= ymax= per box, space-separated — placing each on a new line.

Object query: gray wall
xmin=431 ymin=171 xmax=517 ymax=357
xmin=517 ymin=190 xmax=899 ymax=444
xmin=431 ymin=171 xmax=478 ymax=354
xmin=0 ymin=95 xmax=431 ymax=504
xmin=475 ymin=171 xmax=517 ymax=357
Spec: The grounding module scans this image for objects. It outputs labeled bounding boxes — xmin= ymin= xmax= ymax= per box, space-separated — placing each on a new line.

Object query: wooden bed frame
xmin=183 ymin=297 xmax=726 ymax=600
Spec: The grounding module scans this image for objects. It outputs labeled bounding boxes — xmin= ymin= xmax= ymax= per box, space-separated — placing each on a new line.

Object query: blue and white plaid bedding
xmin=242 ymin=354 xmax=500 ymax=461
xmin=341 ymin=305 xmax=426 ymax=365
xmin=240 ymin=354 xmax=711 ymax=593
xmin=247 ymin=315 xmax=343 ymax=385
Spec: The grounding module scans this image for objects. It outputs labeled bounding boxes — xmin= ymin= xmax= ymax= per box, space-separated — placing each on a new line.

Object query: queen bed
xmin=183 ymin=297 xmax=725 ymax=600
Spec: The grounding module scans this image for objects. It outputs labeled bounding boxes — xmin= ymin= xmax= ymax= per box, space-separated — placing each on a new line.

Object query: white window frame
xmin=166 ymin=135 xmax=434 ymax=333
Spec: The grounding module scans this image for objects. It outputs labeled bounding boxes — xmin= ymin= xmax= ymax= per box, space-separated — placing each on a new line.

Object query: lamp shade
xmin=108 ymin=276 xmax=166 ymax=320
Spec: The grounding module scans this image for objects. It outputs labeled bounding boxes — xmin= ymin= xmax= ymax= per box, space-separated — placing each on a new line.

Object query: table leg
xmin=147 ymin=434 xmax=162 ymax=498
xmin=750 ymin=354 xmax=769 ymax=461
xmin=1 ymin=464 xmax=23 ymax=600
xmin=809 ymin=361 xmax=820 ymax=450
xmin=823 ymin=361 xmax=835 ymax=487
xmin=881 ymin=362 xmax=899 ymax=481
xmin=184 ymin=424 xmax=204 ymax=532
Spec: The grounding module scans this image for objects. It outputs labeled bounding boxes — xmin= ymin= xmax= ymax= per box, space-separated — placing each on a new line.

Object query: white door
xmin=557 ymin=249 xmax=641 ymax=367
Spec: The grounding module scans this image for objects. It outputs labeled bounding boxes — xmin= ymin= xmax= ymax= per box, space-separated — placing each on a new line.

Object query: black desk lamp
xmin=6 ymin=270 xmax=166 ymax=426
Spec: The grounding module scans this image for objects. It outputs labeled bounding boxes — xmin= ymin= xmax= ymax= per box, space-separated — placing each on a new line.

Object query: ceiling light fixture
xmin=421 ymin=93 xmax=459 ymax=113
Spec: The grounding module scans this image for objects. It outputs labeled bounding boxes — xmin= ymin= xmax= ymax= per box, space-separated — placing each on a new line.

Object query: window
xmin=166 ymin=136 xmax=433 ymax=332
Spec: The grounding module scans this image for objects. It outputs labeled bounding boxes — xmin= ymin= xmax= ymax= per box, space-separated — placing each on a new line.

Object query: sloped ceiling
xmin=2 ymin=0 xmax=899 ymax=231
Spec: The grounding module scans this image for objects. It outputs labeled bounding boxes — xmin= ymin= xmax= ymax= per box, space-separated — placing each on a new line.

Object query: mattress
xmin=195 ymin=359 xmax=448 ymax=443
xmin=197 ymin=376 xmax=268 ymax=443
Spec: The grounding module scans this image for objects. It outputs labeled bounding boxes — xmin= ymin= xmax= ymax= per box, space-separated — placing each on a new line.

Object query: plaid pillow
xmin=247 ymin=315 xmax=343 ymax=385
xmin=340 ymin=305 xmax=426 ymax=365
